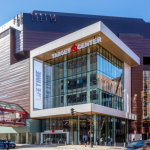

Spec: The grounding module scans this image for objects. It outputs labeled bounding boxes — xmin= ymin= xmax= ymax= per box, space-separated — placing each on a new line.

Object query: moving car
xmin=0 ymin=139 xmax=16 ymax=148
xmin=125 ymin=140 xmax=150 ymax=150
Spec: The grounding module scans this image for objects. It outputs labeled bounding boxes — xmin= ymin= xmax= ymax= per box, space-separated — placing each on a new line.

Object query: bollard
xmin=51 ymin=142 xmax=52 ymax=145
xmin=79 ymin=141 xmax=81 ymax=145
xmin=40 ymin=141 xmax=41 ymax=145
xmin=105 ymin=142 xmax=106 ymax=147
xmin=46 ymin=141 xmax=47 ymax=145
xmin=35 ymin=141 xmax=36 ymax=145
xmin=72 ymin=141 xmax=73 ymax=146
xmin=58 ymin=141 xmax=59 ymax=145
xmin=65 ymin=141 xmax=66 ymax=145
xmin=96 ymin=142 xmax=97 ymax=147
xmin=87 ymin=142 xmax=89 ymax=145
xmin=124 ymin=143 xmax=125 ymax=148
xmin=114 ymin=142 xmax=116 ymax=147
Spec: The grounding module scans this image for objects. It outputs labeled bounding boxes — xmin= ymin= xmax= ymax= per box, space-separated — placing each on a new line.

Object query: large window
xmin=143 ymin=71 xmax=150 ymax=127
xmin=42 ymin=115 xmax=128 ymax=144
xmin=43 ymin=44 xmax=124 ymax=110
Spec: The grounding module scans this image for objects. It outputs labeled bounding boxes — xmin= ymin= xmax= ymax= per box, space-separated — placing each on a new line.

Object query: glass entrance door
xmin=51 ymin=134 xmax=55 ymax=143
xmin=62 ymin=134 xmax=66 ymax=143
xmin=43 ymin=133 xmax=67 ymax=144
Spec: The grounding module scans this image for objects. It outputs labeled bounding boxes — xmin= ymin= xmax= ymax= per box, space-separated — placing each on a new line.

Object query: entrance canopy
xmin=0 ymin=101 xmax=26 ymax=127
xmin=31 ymin=21 xmax=140 ymax=66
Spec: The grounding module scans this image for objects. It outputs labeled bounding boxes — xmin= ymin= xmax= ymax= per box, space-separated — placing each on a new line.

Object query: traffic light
xmin=70 ymin=108 xmax=74 ymax=116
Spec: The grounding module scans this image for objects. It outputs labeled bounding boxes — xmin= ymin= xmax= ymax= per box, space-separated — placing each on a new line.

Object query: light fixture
xmin=45 ymin=14 xmax=47 ymax=22
xmin=35 ymin=13 xmax=38 ymax=22
xmin=40 ymin=13 xmax=42 ymax=22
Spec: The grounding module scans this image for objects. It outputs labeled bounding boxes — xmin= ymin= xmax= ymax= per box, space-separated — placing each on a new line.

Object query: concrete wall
xmin=124 ymin=63 xmax=131 ymax=113
xmin=0 ymin=134 xmax=7 ymax=139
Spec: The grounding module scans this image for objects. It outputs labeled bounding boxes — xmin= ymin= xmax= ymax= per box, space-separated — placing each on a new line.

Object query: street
xmin=5 ymin=145 xmax=125 ymax=150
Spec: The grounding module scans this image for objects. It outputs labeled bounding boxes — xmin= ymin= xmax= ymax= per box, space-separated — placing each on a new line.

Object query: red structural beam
xmin=0 ymin=108 xmax=25 ymax=114
xmin=0 ymin=101 xmax=26 ymax=126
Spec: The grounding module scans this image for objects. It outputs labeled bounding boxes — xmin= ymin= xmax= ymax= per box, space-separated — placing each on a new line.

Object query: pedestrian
xmin=104 ymin=137 xmax=106 ymax=142
xmin=100 ymin=137 xmax=103 ymax=145
xmin=110 ymin=137 xmax=113 ymax=146
xmin=107 ymin=136 xmax=111 ymax=146
xmin=104 ymin=137 xmax=107 ymax=145
xmin=133 ymin=138 xmax=135 ymax=141
xmin=96 ymin=137 xmax=99 ymax=145
xmin=84 ymin=138 xmax=86 ymax=147
xmin=6 ymin=139 xmax=9 ymax=150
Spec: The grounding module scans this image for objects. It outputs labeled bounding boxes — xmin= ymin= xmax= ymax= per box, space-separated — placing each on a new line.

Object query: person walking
xmin=110 ymin=137 xmax=113 ymax=146
xmin=96 ymin=137 xmax=99 ymax=145
xmin=84 ymin=138 xmax=86 ymax=147
xmin=107 ymin=136 xmax=111 ymax=146
xmin=100 ymin=137 xmax=103 ymax=145
xmin=104 ymin=137 xmax=106 ymax=143
xmin=6 ymin=139 xmax=9 ymax=150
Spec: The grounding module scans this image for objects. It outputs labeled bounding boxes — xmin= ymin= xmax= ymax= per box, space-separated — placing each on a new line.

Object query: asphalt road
xmin=6 ymin=145 xmax=125 ymax=150
xmin=13 ymin=148 xmax=124 ymax=150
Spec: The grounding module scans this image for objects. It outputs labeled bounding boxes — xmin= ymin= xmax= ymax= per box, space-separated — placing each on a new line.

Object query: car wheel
xmin=12 ymin=144 xmax=15 ymax=148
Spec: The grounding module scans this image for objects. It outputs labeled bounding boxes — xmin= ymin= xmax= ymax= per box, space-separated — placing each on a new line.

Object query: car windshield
xmin=129 ymin=141 xmax=145 ymax=147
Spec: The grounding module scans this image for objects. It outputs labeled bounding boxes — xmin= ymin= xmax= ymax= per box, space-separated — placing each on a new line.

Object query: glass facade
xmin=42 ymin=115 xmax=128 ymax=144
xmin=143 ymin=71 xmax=150 ymax=127
xmin=43 ymin=44 xmax=124 ymax=110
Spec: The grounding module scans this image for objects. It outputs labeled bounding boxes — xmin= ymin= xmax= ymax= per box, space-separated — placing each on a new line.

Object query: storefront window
xmin=43 ymin=44 xmax=124 ymax=110
xmin=43 ymin=115 xmax=127 ymax=144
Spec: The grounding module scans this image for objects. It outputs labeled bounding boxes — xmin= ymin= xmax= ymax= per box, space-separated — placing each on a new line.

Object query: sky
xmin=0 ymin=0 xmax=150 ymax=26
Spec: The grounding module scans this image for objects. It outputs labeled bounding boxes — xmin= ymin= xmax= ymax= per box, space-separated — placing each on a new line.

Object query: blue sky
xmin=0 ymin=0 xmax=150 ymax=26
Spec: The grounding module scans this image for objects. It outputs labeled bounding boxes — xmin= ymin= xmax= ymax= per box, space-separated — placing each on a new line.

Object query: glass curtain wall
xmin=43 ymin=115 xmax=128 ymax=144
xmin=143 ymin=71 xmax=150 ymax=127
xmin=43 ymin=44 xmax=124 ymax=110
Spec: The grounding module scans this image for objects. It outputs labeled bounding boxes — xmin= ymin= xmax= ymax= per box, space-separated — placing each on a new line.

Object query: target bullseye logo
xmin=52 ymin=130 xmax=55 ymax=133
xmin=71 ymin=45 xmax=77 ymax=53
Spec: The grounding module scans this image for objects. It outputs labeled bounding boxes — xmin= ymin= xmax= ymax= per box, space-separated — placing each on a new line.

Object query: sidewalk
xmin=16 ymin=144 xmax=126 ymax=149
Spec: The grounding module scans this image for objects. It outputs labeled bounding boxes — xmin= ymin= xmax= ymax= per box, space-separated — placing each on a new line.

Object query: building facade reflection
xmin=43 ymin=44 xmax=124 ymax=110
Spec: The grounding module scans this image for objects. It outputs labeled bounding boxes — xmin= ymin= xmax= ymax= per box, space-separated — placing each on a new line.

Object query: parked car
xmin=125 ymin=140 xmax=150 ymax=150
xmin=0 ymin=139 xmax=16 ymax=149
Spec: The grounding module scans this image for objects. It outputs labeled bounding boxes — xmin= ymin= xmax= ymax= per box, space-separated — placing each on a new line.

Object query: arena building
xmin=0 ymin=10 xmax=150 ymax=144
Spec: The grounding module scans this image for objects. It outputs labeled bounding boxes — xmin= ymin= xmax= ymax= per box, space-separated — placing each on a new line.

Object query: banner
xmin=44 ymin=65 xmax=53 ymax=108
xmin=34 ymin=60 xmax=43 ymax=109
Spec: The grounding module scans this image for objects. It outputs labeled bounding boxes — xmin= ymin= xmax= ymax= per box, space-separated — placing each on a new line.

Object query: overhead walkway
xmin=0 ymin=101 xmax=26 ymax=126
